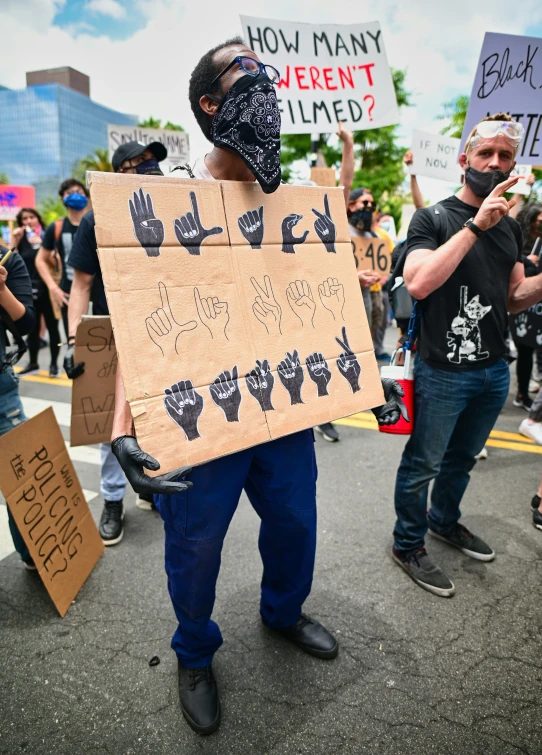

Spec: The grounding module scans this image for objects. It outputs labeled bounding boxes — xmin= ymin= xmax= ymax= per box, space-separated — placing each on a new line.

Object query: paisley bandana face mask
xmin=211 ymin=73 xmax=282 ymax=194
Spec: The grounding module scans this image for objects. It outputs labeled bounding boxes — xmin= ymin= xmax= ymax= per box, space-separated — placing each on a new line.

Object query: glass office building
xmin=0 ymin=83 xmax=137 ymax=201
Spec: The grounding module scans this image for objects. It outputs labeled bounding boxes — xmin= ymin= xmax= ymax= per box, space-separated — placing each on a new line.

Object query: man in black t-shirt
xmin=392 ymin=113 xmax=542 ymax=598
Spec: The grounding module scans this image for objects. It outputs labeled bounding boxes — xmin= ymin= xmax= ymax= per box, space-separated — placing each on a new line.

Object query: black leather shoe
xmin=178 ymin=662 xmax=220 ymax=735
xmin=264 ymin=613 xmax=339 ymax=659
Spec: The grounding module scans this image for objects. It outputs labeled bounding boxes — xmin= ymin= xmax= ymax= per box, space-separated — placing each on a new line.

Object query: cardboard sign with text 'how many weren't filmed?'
xmin=89 ymin=172 xmax=384 ymax=475
xmin=0 ymin=408 xmax=104 ymax=616
xmin=71 ymin=316 xmax=117 ymax=447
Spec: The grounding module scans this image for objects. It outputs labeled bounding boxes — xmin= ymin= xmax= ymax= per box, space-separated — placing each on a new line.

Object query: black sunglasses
xmin=207 ymin=56 xmax=280 ymax=97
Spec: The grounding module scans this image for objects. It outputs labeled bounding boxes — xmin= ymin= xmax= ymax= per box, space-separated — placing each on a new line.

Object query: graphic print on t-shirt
xmin=446 ymin=286 xmax=492 ymax=365
xmin=61 ymin=231 xmax=75 ymax=282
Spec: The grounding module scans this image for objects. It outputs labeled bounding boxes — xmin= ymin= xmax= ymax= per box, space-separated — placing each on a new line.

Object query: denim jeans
xmin=393 ymin=358 xmax=510 ymax=551
xmin=100 ymin=443 xmax=127 ymax=501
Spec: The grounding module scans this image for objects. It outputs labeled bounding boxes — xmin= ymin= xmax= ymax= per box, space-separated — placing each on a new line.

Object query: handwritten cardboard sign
xmin=70 ymin=316 xmax=117 ymax=447
xmin=461 ymin=32 xmax=542 ymax=165
xmin=107 ymin=125 xmax=190 ymax=174
xmin=507 ymin=164 xmax=532 ymax=196
xmin=351 ymin=235 xmax=392 ymax=278
xmin=310 ymin=167 xmax=337 ymax=187
xmin=0 ymin=408 xmax=104 ymax=617
xmin=408 ymin=129 xmax=461 ymax=184
xmin=240 ymin=16 xmax=399 ymax=135
xmin=89 ymin=171 xmax=384 ymax=474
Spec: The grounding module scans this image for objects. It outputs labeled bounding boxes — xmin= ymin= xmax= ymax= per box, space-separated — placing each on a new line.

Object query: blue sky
xmin=53 ymin=0 xmax=147 ymax=40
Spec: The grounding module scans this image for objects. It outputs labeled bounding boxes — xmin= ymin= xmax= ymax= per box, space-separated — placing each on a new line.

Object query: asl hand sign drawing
xmin=238 ymin=207 xmax=264 ymax=249
xmin=277 ymin=350 xmax=304 ymax=405
xmin=335 ymin=326 xmax=361 ymax=393
xmin=286 ymin=280 xmax=316 ymax=328
xmin=281 ymin=213 xmax=309 ymax=254
xmin=311 ymin=194 xmax=336 ymax=253
xmin=194 ymin=287 xmax=229 ymax=340
xmin=146 ymin=282 xmax=198 ymax=357
xmin=251 ymin=275 xmax=282 ymax=335
xmin=306 ymin=352 xmax=332 ymax=397
xmin=245 ymin=359 xmax=275 ymax=412
xmin=209 ymin=366 xmax=242 ymax=422
xmin=164 ymin=380 xmax=204 ymax=441
xmin=174 ymin=191 xmax=223 ymax=255
xmin=318 ymin=277 xmax=345 ymax=321
xmin=129 ymin=189 xmax=164 ymax=257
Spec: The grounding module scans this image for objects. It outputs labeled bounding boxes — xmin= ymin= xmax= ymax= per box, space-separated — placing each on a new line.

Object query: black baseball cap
xmin=349 ymin=187 xmax=372 ymax=202
xmin=111 ymin=140 xmax=168 ymax=172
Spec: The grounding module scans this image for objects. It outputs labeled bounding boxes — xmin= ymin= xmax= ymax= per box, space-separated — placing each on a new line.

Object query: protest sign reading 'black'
xmin=461 ymin=32 xmax=542 ymax=165
xmin=240 ymin=16 xmax=399 ymax=135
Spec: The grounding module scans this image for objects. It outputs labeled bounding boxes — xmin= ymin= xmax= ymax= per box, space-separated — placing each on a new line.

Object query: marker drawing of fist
xmin=318 ymin=277 xmax=345 ymax=321
xmin=277 ymin=350 xmax=304 ymax=405
xmin=238 ymin=206 xmax=264 ymax=249
xmin=174 ymin=191 xmax=223 ymax=255
xmin=209 ymin=366 xmax=242 ymax=422
xmin=245 ymin=359 xmax=275 ymax=412
xmin=251 ymin=275 xmax=282 ymax=335
xmin=129 ymin=189 xmax=164 ymax=257
xmin=311 ymin=194 xmax=336 ymax=253
xmin=164 ymin=380 xmax=204 ymax=441
xmin=194 ymin=287 xmax=229 ymax=340
xmin=335 ymin=326 xmax=361 ymax=393
xmin=146 ymin=282 xmax=197 ymax=357
xmin=281 ymin=213 xmax=309 ymax=254
xmin=286 ymin=279 xmax=316 ymax=328
xmin=306 ymin=352 xmax=332 ymax=397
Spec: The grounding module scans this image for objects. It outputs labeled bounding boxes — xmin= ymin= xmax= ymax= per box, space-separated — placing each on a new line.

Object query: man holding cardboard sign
xmin=96 ymin=38 xmax=403 ymax=736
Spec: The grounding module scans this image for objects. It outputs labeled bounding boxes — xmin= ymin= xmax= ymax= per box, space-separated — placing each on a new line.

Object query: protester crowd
xmin=2 ymin=36 xmax=542 ymax=737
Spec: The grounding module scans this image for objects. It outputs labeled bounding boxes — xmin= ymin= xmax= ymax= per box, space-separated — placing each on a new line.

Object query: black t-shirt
xmin=407 ymin=195 xmax=523 ymax=370
xmin=16 ymin=233 xmax=42 ymax=287
xmin=42 ymin=217 xmax=78 ymax=293
xmin=0 ymin=247 xmax=36 ymax=361
xmin=67 ymin=211 xmax=109 ymax=316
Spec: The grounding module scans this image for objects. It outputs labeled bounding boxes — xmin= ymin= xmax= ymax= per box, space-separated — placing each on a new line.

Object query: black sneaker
xmin=315 ymin=422 xmax=340 ymax=442
xmin=136 ymin=491 xmax=156 ymax=511
xmin=531 ymin=494 xmax=541 ymax=511
xmin=18 ymin=362 xmax=40 ymax=376
xmin=533 ymin=509 xmax=542 ymax=531
xmin=178 ymin=663 xmax=220 ymax=735
xmin=392 ymin=547 xmax=455 ymax=597
xmin=513 ymin=394 xmax=534 ymax=411
xmin=23 ymin=558 xmax=37 ymax=571
xmin=99 ymin=500 xmax=124 ymax=546
xmin=49 ymin=364 xmax=59 ymax=379
xmin=429 ymin=523 xmax=495 ymax=562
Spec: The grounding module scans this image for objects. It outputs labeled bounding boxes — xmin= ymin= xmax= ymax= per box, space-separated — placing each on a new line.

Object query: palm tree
xmin=73 ymin=148 xmax=112 ymax=182
xmin=436 ymin=95 xmax=470 ymax=138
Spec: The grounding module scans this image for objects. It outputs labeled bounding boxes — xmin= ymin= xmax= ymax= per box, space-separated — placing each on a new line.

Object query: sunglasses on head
xmin=208 ymin=56 xmax=280 ymax=96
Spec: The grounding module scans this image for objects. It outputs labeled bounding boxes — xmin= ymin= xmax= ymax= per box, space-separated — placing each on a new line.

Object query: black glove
xmin=129 ymin=189 xmax=164 ymax=257
xmin=311 ymin=194 xmax=336 ymax=253
xmin=372 ymin=378 xmax=410 ymax=425
xmin=238 ymin=206 xmax=264 ymax=249
xmin=277 ymin=350 xmax=304 ymax=405
xmin=281 ymin=214 xmax=309 ymax=254
xmin=63 ymin=342 xmax=85 ymax=379
xmin=111 ymin=435 xmax=192 ymax=495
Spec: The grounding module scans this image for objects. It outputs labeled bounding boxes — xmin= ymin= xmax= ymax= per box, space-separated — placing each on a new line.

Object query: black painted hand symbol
xmin=251 ymin=275 xmax=282 ymax=335
xmin=174 ymin=191 xmax=223 ymax=255
xmin=146 ymin=282 xmax=197 ymax=357
xmin=372 ymin=378 xmax=410 ymax=426
xmin=209 ymin=366 xmax=242 ymax=422
xmin=306 ymin=352 xmax=332 ymax=397
xmin=281 ymin=213 xmax=309 ymax=253
xmin=129 ymin=189 xmax=164 ymax=257
xmin=238 ymin=206 xmax=264 ymax=249
xmin=286 ymin=280 xmax=316 ymax=327
xmin=164 ymin=380 xmax=204 ymax=441
xmin=277 ymin=350 xmax=304 ymax=405
xmin=312 ymin=194 xmax=336 ymax=253
xmin=194 ymin=287 xmax=229 ymax=340
xmin=318 ymin=277 xmax=345 ymax=321
xmin=245 ymin=359 xmax=274 ymax=412
xmin=335 ymin=326 xmax=361 ymax=393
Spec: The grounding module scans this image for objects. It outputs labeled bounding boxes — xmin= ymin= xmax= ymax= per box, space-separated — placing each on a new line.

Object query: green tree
xmin=38 ymin=196 xmax=66 ymax=225
xmin=138 ymin=117 xmax=184 ymax=131
xmin=436 ymin=95 xmax=470 ymax=138
xmin=73 ymin=148 xmax=112 ymax=182
xmin=0 ymin=171 xmax=9 ymax=184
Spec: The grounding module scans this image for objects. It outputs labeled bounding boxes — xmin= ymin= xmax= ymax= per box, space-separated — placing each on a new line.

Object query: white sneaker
xmin=474 ymin=446 xmax=488 ymax=460
xmin=529 ymin=379 xmax=540 ymax=393
xmin=519 ymin=419 xmax=542 ymax=445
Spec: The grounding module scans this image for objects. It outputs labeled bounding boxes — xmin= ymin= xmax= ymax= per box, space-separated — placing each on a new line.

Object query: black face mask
xmin=135 ymin=158 xmax=163 ymax=175
xmin=465 ymin=166 xmax=511 ymax=198
xmin=211 ymin=73 xmax=281 ymax=194
xmin=349 ymin=208 xmax=373 ymax=232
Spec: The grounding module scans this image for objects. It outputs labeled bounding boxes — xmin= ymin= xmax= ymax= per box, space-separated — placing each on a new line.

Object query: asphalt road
xmin=1 ymin=358 xmax=542 ymax=755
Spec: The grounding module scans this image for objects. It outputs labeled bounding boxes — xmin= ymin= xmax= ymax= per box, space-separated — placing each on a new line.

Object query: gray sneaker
xmin=429 ymin=523 xmax=495 ymax=562
xmin=392 ymin=547 xmax=455 ymax=597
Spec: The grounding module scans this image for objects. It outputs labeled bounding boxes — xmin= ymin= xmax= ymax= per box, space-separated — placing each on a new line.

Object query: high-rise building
xmin=0 ymin=67 xmax=137 ymax=201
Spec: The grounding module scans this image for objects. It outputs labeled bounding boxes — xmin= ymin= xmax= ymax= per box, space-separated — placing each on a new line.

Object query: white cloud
xmin=87 ymin=0 xmax=126 ymax=20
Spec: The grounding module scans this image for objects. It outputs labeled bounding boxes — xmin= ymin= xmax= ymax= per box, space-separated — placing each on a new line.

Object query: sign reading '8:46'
xmin=351 ymin=235 xmax=392 ymax=277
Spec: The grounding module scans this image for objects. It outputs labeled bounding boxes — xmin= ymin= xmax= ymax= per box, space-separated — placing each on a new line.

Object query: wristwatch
xmin=463 ymin=217 xmax=485 ymax=238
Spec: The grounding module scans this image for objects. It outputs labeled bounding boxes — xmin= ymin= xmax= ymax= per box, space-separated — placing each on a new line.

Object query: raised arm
xmin=403 ymin=151 xmax=425 ymax=210
xmin=337 ymin=122 xmax=354 ymax=206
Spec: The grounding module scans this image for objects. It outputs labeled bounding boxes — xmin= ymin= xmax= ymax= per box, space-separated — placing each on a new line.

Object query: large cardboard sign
xmin=89 ymin=172 xmax=383 ymax=474
xmin=461 ymin=32 xmax=542 ymax=164
xmin=107 ymin=125 xmax=190 ymax=174
xmin=351 ymin=235 xmax=392 ymax=278
xmin=0 ymin=408 xmax=104 ymax=617
xmin=0 ymin=185 xmax=36 ymax=221
xmin=310 ymin=167 xmax=337 ymax=187
xmin=240 ymin=16 xmax=399 ymax=135
xmin=70 ymin=316 xmax=117 ymax=447
xmin=408 ymin=129 xmax=461 ymax=184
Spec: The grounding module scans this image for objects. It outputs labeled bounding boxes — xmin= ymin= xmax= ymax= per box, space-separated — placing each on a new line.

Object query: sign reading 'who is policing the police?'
xmin=107 ymin=126 xmax=190 ymax=174
xmin=240 ymin=17 xmax=399 ymax=135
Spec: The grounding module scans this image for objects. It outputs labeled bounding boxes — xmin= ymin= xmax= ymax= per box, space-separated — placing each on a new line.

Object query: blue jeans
xmin=100 ymin=443 xmax=126 ymax=501
xmin=0 ymin=369 xmax=30 ymax=562
xmin=393 ymin=358 xmax=510 ymax=551
xmin=155 ymin=429 xmax=317 ymax=668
